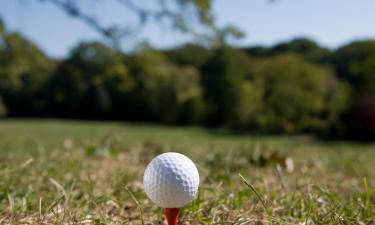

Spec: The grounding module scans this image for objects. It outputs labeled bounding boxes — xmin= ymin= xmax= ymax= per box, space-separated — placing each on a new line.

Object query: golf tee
xmin=164 ymin=208 xmax=179 ymax=225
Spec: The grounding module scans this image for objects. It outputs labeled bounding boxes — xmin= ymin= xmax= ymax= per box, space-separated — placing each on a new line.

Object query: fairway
xmin=0 ymin=120 xmax=374 ymax=224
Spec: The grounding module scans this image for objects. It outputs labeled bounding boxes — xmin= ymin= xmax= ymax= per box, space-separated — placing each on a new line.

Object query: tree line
xmin=0 ymin=20 xmax=374 ymax=140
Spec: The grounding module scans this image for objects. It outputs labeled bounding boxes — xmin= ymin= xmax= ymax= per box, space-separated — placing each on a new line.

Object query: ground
xmin=0 ymin=119 xmax=374 ymax=224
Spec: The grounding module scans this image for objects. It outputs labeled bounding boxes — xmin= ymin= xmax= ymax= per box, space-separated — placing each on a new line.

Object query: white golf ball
xmin=143 ymin=152 xmax=199 ymax=208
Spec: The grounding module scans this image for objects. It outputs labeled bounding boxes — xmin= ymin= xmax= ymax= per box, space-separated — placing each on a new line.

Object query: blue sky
xmin=1 ymin=0 xmax=375 ymax=57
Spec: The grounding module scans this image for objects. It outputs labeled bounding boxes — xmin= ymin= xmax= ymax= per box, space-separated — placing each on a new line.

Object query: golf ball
xmin=143 ymin=152 xmax=199 ymax=208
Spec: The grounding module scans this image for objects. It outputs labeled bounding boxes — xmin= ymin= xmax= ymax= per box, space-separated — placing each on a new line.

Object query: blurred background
xmin=0 ymin=0 xmax=374 ymax=141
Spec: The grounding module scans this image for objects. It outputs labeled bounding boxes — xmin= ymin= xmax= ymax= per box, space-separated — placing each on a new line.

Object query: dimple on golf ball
xmin=143 ymin=152 xmax=200 ymax=208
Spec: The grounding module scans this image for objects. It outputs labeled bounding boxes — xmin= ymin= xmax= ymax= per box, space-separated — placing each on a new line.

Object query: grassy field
xmin=0 ymin=119 xmax=374 ymax=224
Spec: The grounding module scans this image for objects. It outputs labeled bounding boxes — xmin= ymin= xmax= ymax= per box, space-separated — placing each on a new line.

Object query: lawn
xmin=0 ymin=119 xmax=374 ymax=224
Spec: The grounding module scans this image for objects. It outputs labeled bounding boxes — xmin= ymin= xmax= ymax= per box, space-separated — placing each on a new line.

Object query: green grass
xmin=0 ymin=119 xmax=374 ymax=224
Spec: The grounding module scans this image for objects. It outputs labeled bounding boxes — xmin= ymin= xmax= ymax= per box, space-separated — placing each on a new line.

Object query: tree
xmin=130 ymin=47 xmax=204 ymax=124
xmin=241 ymin=54 xmax=341 ymax=133
xmin=164 ymin=43 xmax=212 ymax=68
xmin=334 ymin=40 xmax=375 ymax=91
xmin=46 ymin=41 xmax=129 ymax=118
xmin=243 ymin=38 xmax=331 ymax=64
xmin=333 ymin=41 xmax=375 ymax=139
xmin=202 ymin=47 xmax=247 ymax=126
xmin=0 ymin=23 xmax=54 ymax=116
xmin=231 ymin=79 xmax=264 ymax=130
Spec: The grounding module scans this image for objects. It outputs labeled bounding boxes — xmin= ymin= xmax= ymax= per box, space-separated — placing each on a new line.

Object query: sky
xmin=0 ymin=0 xmax=375 ymax=58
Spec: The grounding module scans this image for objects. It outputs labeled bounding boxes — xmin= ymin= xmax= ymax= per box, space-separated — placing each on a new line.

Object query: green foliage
xmin=323 ymin=81 xmax=352 ymax=137
xmin=244 ymin=38 xmax=331 ymax=64
xmin=164 ymin=43 xmax=212 ymax=67
xmin=333 ymin=41 xmax=375 ymax=139
xmin=231 ymin=80 xmax=264 ymax=129
xmin=234 ymin=54 xmax=339 ymax=133
xmin=131 ymin=48 xmax=204 ymax=124
xmin=202 ymin=47 xmax=247 ymax=126
xmin=272 ymin=38 xmax=331 ymax=63
xmin=334 ymin=40 xmax=375 ymax=89
xmin=47 ymin=41 xmax=128 ymax=118
xmin=181 ymin=0 xmax=213 ymax=24
xmin=0 ymin=31 xmax=54 ymax=116
xmin=1 ymin=14 xmax=375 ymax=140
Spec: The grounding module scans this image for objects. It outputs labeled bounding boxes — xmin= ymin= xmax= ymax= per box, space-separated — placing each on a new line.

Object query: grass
xmin=0 ymin=119 xmax=374 ymax=224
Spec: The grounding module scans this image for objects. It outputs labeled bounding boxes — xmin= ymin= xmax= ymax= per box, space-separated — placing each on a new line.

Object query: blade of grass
xmin=49 ymin=178 xmax=69 ymax=209
xmin=363 ymin=177 xmax=373 ymax=218
xmin=239 ymin=173 xmax=273 ymax=225
xmin=8 ymin=194 xmax=14 ymax=214
xmin=125 ymin=186 xmax=145 ymax=225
